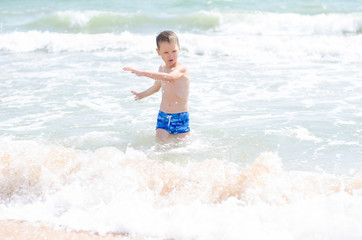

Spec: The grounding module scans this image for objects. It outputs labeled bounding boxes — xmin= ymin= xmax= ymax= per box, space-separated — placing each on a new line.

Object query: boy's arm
xmin=123 ymin=66 xmax=185 ymax=82
xmin=131 ymin=80 xmax=161 ymax=100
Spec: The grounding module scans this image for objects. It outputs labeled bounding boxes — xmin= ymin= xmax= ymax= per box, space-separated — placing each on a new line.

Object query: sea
xmin=1 ymin=0 xmax=362 ymax=239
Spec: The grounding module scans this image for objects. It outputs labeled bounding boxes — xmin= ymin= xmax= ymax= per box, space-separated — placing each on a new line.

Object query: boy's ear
xmin=156 ymin=48 xmax=160 ymax=56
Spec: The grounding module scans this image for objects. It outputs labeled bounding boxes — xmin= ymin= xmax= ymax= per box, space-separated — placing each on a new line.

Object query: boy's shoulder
xmin=174 ymin=62 xmax=187 ymax=72
xmin=177 ymin=62 xmax=188 ymax=73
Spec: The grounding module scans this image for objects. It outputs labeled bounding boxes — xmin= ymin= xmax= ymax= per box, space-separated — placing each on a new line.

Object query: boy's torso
xmin=159 ymin=64 xmax=190 ymax=114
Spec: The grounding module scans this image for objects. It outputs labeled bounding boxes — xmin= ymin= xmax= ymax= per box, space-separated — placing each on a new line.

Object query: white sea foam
xmin=265 ymin=126 xmax=322 ymax=143
xmin=1 ymin=12 xmax=362 ymax=62
xmin=0 ymin=138 xmax=362 ymax=239
xmin=1 ymin=30 xmax=360 ymax=70
xmin=0 ymin=31 xmax=153 ymax=53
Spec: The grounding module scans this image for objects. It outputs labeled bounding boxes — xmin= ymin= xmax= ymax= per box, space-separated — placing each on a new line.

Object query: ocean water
xmin=1 ymin=0 xmax=362 ymax=239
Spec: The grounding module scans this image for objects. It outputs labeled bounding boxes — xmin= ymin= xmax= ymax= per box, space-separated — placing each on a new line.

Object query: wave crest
xmin=22 ymin=10 xmax=220 ymax=33
xmin=1 ymin=138 xmax=361 ymax=205
xmin=1 ymin=138 xmax=362 ymax=238
xmin=7 ymin=10 xmax=360 ymax=36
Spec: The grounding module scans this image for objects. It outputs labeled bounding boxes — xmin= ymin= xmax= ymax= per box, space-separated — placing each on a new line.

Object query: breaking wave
xmin=1 ymin=138 xmax=362 ymax=239
xmin=18 ymin=10 xmax=221 ymax=33
xmin=2 ymin=10 xmax=360 ymax=35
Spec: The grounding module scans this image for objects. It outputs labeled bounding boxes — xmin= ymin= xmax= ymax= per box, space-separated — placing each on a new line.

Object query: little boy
xmin=123 ymin=31 xmax=190 ymax=141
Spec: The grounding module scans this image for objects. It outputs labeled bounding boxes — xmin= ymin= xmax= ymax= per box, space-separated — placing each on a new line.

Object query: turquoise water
xmin=2 ymin=0 xmax=362 ymax=33
xmin=1 ymin=0 xmax=362 ymax=239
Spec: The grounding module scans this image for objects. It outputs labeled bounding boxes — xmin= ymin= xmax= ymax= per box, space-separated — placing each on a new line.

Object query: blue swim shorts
xmin=156 ymin=111 xmax=190 ymax=134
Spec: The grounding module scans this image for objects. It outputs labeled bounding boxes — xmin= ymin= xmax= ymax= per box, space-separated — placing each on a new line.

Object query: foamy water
xmin=1 ymin=0 xmax=362 ymax=239
xmin=1 ymin=139 xmax=362 ymax=239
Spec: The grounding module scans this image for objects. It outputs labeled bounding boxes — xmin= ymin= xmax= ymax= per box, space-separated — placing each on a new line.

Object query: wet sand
xmin=0 ymin=220 xmax=137 ymax=240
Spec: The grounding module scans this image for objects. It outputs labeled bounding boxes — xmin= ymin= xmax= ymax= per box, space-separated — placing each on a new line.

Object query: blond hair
xmin=156 ymin=31 xmax=179 ymax=49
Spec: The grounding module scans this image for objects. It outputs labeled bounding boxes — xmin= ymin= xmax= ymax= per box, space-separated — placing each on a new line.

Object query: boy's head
xmin=156 ymin=31 xmax=179 ymax=49
xmin=156 ymin=31 xmax=180 ymax=67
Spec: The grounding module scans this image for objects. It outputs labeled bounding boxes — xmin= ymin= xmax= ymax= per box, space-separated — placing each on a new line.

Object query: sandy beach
xmin=0 ymin=220 xmax=136 ymax=240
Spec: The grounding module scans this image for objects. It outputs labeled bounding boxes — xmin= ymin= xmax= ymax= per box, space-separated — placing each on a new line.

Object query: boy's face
xmin=156 ymin=41 xmax=180 ymax=68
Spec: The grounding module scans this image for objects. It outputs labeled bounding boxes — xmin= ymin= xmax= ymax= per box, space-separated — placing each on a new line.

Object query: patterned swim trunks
xmin=156 ymin=111 xmax=190 ymax=134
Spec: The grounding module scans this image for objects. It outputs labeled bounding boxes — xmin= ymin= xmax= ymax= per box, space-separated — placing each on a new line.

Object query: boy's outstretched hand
xmin=123 ymin=67 xmax=143 ymax=77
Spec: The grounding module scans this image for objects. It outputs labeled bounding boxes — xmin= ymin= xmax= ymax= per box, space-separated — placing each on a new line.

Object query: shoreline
xmin=0 ymin=220 xmax=137 ymax=240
